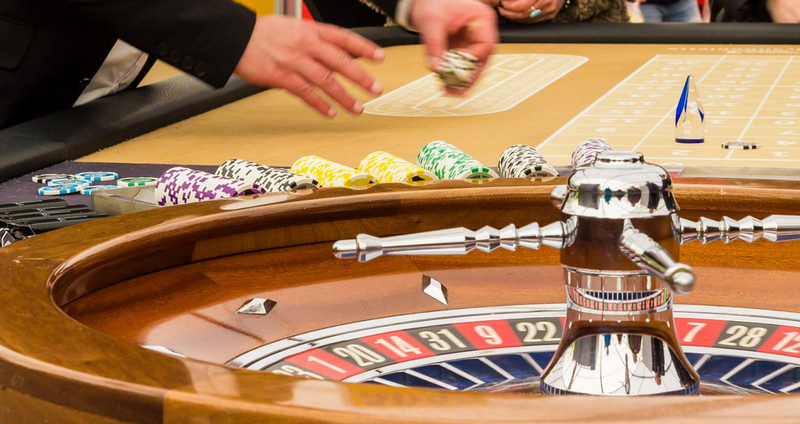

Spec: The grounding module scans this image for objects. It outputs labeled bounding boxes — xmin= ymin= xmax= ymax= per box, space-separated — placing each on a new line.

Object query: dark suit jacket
xmin=0 ymin=0 xmax=403 ymax=131
xmin=0 ymin=0 xmax=256 ymax=130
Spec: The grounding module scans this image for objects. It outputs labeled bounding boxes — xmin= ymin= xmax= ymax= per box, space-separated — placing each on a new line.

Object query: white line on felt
xmin=537 ymin=55 xmax=665 ymax=150
xmin=730 ymin=56 xmax=796 ymax=159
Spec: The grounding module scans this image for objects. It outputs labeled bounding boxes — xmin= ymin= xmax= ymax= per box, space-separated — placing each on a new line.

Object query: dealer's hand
xmin=766 ymin=0 xmax=800 ymax=23
xmin=235 ymin=15 xmax=385 ymax=118
xmin=411 ymin=0 xmax=498 ymax=94
xmin=498 ymin=0 xmax=566 ymax=22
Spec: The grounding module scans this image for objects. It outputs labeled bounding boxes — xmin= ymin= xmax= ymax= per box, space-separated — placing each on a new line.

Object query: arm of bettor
xmin=498 ymin=0 xmax=567 ymax=22
xmin=54 ymin=0 xmax=383 ymax=118
xmin=410 ymin=0 xmax=498 ymax=94
xmin=234 ymin=15 xmax=385 ymax=118
xmin=54 ymin=0 xmax=254 ymax=88
xmin=766 ymin=0 xmax=800 ymax=22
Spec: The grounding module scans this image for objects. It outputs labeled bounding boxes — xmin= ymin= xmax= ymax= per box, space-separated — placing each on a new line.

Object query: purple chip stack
xmin=155 ymin=167 xmax=264 ymax=206
xmin=571 ymin=138 xmax=613 ymax=170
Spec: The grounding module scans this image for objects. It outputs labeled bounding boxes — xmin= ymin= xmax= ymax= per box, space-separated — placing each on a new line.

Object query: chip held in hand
xmin=436 ymin=50 xmax=479 ymax=90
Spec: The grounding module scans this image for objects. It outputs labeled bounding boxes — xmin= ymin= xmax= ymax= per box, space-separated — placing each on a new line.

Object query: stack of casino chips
xmin=216 ymin=159 xmax=320 ymax=192
xmin=37 ymin=178 xmax=90 ymax=196
xmin=358 ymin=151 xmax=437 ymax=184
xmin=290 ymin=155 xmax=375 ymax=188
xmin=497 ymin=145 xmax=559 ymax=178
xmin=436 ymin=50 xmax=479 ymax=90
xmin=571 ymin=138 xmax=613 ymax=169
xmin=417 ymin=141 xmax=499 ymax=180
xmin=155 ymin=167 xmax=264 ymax=206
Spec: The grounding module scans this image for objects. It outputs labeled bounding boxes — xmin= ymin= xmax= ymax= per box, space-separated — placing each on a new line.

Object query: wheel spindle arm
xmin=332 ymin=220 xmax=569 ymax=262
xmin=680 ymin=215 xmax=800 ymax=244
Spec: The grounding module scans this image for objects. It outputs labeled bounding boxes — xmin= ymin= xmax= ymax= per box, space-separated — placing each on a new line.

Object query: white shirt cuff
xmin=395 ymin=0 xmax=418 ymax=31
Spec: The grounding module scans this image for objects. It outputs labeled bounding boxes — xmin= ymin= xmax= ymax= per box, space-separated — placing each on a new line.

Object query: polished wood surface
xmin=2 ymin=178 xmax=800 ymax=423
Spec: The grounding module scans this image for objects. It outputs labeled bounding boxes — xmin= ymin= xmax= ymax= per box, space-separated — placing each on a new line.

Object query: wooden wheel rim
xmin=2 ymin=178 xmax=800 ymax=423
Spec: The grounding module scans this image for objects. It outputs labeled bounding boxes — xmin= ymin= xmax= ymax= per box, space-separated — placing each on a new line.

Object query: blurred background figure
xmin=628 ymin=0 xmax=702 ymax=22
xmin=712 ymin=0 xmax=800 ymax=22
xmin=477 ymin=0 xmax=629 ymax=23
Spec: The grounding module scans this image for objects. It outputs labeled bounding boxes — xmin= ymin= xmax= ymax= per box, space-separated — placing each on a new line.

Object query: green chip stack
xmin=417 ymin=141 xmax=499 ymax=180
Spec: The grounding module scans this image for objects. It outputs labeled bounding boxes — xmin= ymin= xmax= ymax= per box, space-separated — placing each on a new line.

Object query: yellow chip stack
xmin=358 ymin=151 xmax=438 ymax=184
xmin=290 ymin=155 xmax=374 ymax=188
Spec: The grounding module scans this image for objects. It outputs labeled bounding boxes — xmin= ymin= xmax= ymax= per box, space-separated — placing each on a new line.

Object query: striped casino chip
xmin=497 ymin=145 xmax=559 ymax=178
xmin=216 ymin=159 xmax=320 ymax=192
xmin=37 ymin=183 xmax=84 ymax=196
xmin=358 ymin=151 xmax=437 ymax=184
xmin=571 ymin=138 xmax=613 ymax=170
xmin=417 ymin=141 xmax=499 ymax=180
xmin=290 ymin=155 xmax=374 ymax=188
xmin=154 ymin=167 xmax=265 ymax=206
xmin=32 ymin=173 xmax=75 ymax=184
xmin=117 ymin=177 xmax=158 ymax=187
xmin=74 ymin=171 xmax=118 ymax=182
xmin=436 ymin=50 xmax=478 ymax=90
xmin=47 ymin=179 xmax=91 ymax=188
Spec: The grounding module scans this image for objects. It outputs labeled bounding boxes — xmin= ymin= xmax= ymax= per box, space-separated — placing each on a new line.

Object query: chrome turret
xmin=333 ymin=150 xmax=800 ymax=396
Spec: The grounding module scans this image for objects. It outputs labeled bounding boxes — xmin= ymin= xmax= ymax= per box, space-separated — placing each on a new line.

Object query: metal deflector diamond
xmin=237 ymin=298 xmax=277 ymax=315
xmin=422 ymin=275 xmax=448 ymax=305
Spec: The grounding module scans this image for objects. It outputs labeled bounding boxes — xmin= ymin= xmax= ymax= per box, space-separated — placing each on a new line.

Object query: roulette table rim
xmin=2 ymin=177 xmax=800 ymax=422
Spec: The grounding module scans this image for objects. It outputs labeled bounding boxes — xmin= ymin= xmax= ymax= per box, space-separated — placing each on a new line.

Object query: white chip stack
xmin=216 ymin=159 xmax=320 ymax=192
xmin=498 ymin=144 xmax=559 ymax=178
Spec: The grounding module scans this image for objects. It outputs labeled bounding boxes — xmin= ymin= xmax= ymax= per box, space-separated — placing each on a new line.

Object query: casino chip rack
xmin=333 ymin=150 xmax=800 ymax=396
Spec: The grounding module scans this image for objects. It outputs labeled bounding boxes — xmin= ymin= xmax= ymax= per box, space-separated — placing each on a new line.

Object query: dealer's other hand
xmin=498 ymin=0 xmax=566 ymax=22
xmin=235 ymin=15 xmax=385 ymax=118
xmin=411 ymin=0 xmax=498 ymax=94
xmin=766 ymin=0 xmax=800 ymax=23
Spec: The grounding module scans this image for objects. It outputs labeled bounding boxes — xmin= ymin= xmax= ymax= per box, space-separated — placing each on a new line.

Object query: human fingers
xmin=522 ymin=0 xmax=558 ymax=20
xmin=418 ymin=20 xmax=449 ymax=72
xmin=317 ymin=24 xmax=386 ymax=63
xmin=291 ymin=55 xmax=367 ymax=115
xmin=537 ymin=0 xmax=563 ymax=19
xmin=281 ymin=72 xmax=338 ymax=118
xmin=477 ymin=0 xmax=502 ymax=7
xmin=412 ymin=0 xmax=496 ymax=89
xmin=454 ymin=14 xmax=497 ymax=66
xmin=497 ymin=5 xmax=535 ymax=21
xmin=499 ymin=0 xmax=536 ymax=13
xmin=311 ymin=40 xmax=384 ymax=97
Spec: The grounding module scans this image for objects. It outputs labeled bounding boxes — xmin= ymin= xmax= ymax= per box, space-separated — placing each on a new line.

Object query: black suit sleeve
xmin=53 ymin=0 xmax=256 ymax=87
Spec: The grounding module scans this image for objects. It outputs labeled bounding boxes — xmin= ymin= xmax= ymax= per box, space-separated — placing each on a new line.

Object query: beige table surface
xmin=81 ymin=43 xmax=800 ymax=170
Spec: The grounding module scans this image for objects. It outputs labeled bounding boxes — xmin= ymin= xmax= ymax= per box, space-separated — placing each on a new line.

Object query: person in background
xmin=629 ymin=0 xmax=702 ymax=22
xmin=712 ymin=0 xmax=800 ymax=22
xmin=0 ymin=0 xmax=497 ymax=130
xmin=479 ymin=0 xmax=629 ymax=23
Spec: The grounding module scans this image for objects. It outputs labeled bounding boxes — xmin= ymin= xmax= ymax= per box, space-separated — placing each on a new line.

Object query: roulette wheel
xmin=3 ymin=150 xmax=800 ymax=422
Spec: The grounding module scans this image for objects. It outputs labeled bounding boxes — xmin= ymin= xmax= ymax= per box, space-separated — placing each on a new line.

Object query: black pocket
xmin=0 ymin=15 xmax=35 ymax=70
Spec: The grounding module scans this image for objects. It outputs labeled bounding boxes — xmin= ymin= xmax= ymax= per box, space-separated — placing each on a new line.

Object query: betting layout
xmin=229 ymin=305 xmax=800 ymax=393
xmin=364 ymin=54 xmax=588 ymax=117
xmin=538 ymin=54 xmax=800 ymax=168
